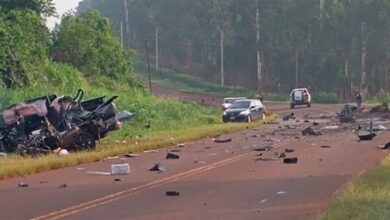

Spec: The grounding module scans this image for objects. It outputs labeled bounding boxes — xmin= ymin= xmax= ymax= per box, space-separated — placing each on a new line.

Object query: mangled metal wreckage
xmin=0 ymin=89 xmax=133 ymax=155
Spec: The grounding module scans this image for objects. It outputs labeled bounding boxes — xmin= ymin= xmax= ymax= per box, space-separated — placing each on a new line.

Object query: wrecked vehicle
xmin=0 ymin=89 xmax=133 ymax=155
xmin=338 ymin=104 xmax=358 ymax=123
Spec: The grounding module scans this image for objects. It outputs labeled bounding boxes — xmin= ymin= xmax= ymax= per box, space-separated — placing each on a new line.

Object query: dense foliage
xmin=51 ymin=10 xmax=137 ymax=85
xmin=78 ymin=0 xmax=390 ymax=99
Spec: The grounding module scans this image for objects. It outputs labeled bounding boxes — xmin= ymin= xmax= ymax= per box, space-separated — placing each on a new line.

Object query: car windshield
xmin=224 ymin=98 xmax=236 ymax=104
xmin=229 ymin=101 xmax=250 ymax=109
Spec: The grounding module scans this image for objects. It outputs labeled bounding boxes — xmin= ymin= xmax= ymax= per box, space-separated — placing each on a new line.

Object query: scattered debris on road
xmin=321 ymin=145 xmax=331 ymax=148
xmin=283 ymin=157 xmax=298 ymax=164
xmin=114 ymin=178 xmax=123 ymax=182
xmin=18 ymin=182 xmax=29 ymax=188
xmin=166 ymin=152 xmax=180 ymax=159
xmin=58 ymin=184 xmax=67 ymax=188
xmin=253 ymin=146 xmax=273 ymax=152
xmin=358 ymin=133 xmax=376 ymax=141
xmin=214 ymin=138 xmax=232 ymax=143
xmin=283 ymin=113 xmax=295 ymax=121
xmin=40 ymin=180 xmax=48 ymax=184
xmin=285 ymin=148 xmax=294 ymax=153
xmin=150 ymin=163 xmax=165 ymax=172
xmin=86 ymin=171 xmax=111 ymax=176
xmin=302 ymin=127 xmax=322 ymax=136
xmin=177 ymin=143 xmax=185 ymax=148
xmin=111 ymin=163 xmax=130 ymax=175
xmin=124 ymin=153 xmax=139 ymax=158
xmin=166 ymin=191 xmax=180 ymax=196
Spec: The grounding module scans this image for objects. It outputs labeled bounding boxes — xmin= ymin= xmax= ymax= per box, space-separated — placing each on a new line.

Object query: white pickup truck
xmin=290 ymin=88 xmax=311 ymax=108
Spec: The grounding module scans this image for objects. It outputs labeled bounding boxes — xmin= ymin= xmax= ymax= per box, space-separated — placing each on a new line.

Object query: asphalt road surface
xmin=0 ymin=89 xmax=388 ymax=220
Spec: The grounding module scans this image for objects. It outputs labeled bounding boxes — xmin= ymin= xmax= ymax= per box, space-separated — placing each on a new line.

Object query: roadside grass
xmin=317 ymin=154 xmax=390 ymax=220
xmin=136 ymin=63 xmax=255 ymax=98
xmin=0 ymin=115 xmax=277 ymax=180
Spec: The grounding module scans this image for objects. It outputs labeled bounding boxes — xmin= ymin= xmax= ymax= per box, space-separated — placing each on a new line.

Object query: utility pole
xmin=295 ymin=49 xmax=299 ymax=88
xmin=255 ymin=0 xmax=262 ymax=91
xmin=360 ymin=21 xmax=367 ymax=96
xmin=120 ymin=21 xmax=124 ymax=48
xmin=145 ymin=41 xmax=152 ymax=93
xmin=155 ymin=27 xmax=159 ymax=75
xmin=218 ymin=27 xmax=224 ymax=86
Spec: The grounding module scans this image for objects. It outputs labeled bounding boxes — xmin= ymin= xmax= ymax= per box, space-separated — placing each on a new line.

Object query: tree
xmin=51 ymin=10 xmax=136 ymax=84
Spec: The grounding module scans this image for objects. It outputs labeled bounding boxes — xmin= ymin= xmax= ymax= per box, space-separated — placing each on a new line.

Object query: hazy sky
xmin=46 ymin=0 xmax=82 ymax=29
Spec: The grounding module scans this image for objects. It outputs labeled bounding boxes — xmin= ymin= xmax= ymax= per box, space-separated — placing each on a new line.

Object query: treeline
xmin=77 ymin=0 xmax=390 ymax=98
xmin=0 ymin=0 xmax=138 ymax=92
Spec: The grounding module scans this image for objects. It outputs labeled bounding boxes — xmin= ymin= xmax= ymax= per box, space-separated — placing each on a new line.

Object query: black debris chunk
xmin=150 ymin=163 xmax=165 ymax=172
xmin=302 ymin=127 xmax=322 ymax=136
xmin=383 ymin=142 xmax=390 ymax=149
xmin=114 ymin=178 xmax=123 ymax=182
xmin=283 ymin=113 xmax=295 ymax=121
xmin=166 ymin=191 xmax=180 ymax=196
xmin=253 ymin=146 xmax=273 ymax=152
xmin=166 ymin=152 xmax=180 ymax=159
xmin=214 ymin=138 xmax=232 ymax=143
xmin=123 ymin=153 xmax=139 ymax=158
xmin=285 ymin=148 xmax=294 ymax=153
xmin=40 ymin=180 xmax=48 ymax=184
xmin=283 ymin=157 xmax=298 ymax=164
xmin=58 ymin=184 xmax=67 ymax=188
xmin=313 ymin=121 xmax=319 ymax=126
xmin=18 ymin=182 xmax=29 ymax=188
xmin=304 ymin=119 xmax=310 ymax=123
xmin=278 ymin=152 xmax=286 ymax=158
xmin=358 ymin=133 xmax=376 ymax=141
xmin=321 ymin=145 xmax=331 ymax=148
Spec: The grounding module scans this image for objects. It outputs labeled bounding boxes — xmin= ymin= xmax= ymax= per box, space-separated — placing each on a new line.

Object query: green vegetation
xmin=317 ymin=155 xmax=390 ymax=220
xmin=78 ymin=0 xmax=390 ymax=98
xmin=312 ymin=92 xmax=339 ymax=104
xmin=136 ymin=63 xmax=254 ymax=98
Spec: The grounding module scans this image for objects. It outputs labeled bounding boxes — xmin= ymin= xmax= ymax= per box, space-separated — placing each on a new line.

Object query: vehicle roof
xmin=291 ymin=88 xmax=309 ymax=91
xmin=223 ymin=97 xmax=246 ymax=99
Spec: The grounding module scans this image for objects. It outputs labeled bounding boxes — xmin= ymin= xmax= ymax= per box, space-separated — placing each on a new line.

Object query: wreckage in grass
xmin=0 ymin=89 xmax=134 ymax=155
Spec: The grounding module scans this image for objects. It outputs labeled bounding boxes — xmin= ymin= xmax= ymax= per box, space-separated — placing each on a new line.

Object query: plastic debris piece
xmin=166 ymin=152 xmax=180 ymax=159
xmin=149 ymin=163 xmax=165 ymax=172
xmin=285 ymin=148 xmax=294 ymax=153
xmin=283 ymin=157 xmax=298 ymax=164
xmin=124 ymin=153 xmax=139 ymax=158
xmin=58 ymin=184 xmax=67 ymax=188
xmin=214 ymin=138 xmax=232 ymax=143
xmin=18 ymin=182 xmax=29 ymax=188
xmin=111 ymin=163 xmax=130 ymax=175
xmin=166 ymin=191 xmax=180 ymax=196
xmin=86 ymin=171 xmax=111 ymax=176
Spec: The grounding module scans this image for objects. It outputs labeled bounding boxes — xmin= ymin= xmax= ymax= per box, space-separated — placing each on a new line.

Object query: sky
xmin=46 ymin=0 xmax=82 ymax=30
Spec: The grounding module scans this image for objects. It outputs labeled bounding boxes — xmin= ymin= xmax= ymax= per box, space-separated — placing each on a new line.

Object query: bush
xmin=374 ymin=89 xmax=390 ymax=104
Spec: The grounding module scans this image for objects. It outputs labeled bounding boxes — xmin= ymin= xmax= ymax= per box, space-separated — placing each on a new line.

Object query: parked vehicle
xmin=222 ymin=97 xmax=247 ymax=111
xmin=290 ymin=88 xmax=311 ymax=108
xmin=222 ymin=99 xmax=265 ymax=123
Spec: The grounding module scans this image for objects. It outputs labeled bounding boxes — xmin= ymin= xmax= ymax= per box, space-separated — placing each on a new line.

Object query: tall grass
xmin=317 ymin=155 xmax=390 ymax=220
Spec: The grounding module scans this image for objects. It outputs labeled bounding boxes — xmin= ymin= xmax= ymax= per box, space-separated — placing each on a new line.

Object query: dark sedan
xmin=222 ymin=99 xmax=265 ymax=123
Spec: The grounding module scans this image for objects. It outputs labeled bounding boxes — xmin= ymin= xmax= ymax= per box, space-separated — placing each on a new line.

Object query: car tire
xmin=247 ymin=115 xmax=252 ymax=123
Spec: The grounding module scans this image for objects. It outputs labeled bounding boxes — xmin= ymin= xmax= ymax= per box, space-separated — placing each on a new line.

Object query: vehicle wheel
xmin=74 ymin=132 xmax=96 ymax=151
xmin=290 ymin=103 xmax=295 ymax=109
xmin=307 ymin=103 xmax=311 ymax=108
xmin=247 ymin=115 xmax=252 ymax=123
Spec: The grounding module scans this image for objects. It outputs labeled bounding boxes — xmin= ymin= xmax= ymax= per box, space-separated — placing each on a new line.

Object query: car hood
xmin=226 ymin=108 xmax=248 ymax=113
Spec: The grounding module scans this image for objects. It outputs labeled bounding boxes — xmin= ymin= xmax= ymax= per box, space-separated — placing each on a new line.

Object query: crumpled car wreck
xmin=0 ymin=89 xmax=134 ymax=155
